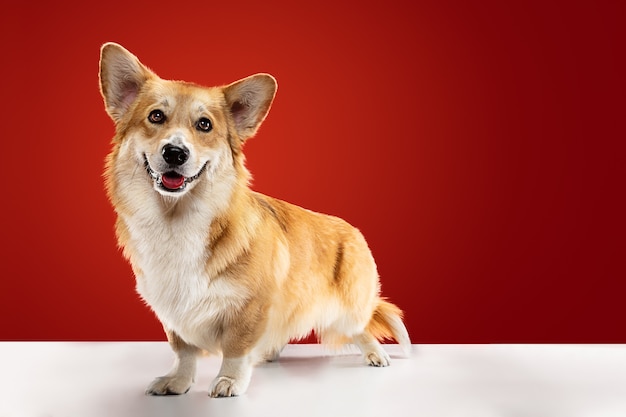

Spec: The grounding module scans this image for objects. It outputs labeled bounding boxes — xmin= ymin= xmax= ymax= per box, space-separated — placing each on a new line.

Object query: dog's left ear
xmin=223 ymin=74 xmax=277 ymax=142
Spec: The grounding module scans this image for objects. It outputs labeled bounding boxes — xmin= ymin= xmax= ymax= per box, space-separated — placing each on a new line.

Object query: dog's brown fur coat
xmin=99 ymin=42 xmax=410 ymax=397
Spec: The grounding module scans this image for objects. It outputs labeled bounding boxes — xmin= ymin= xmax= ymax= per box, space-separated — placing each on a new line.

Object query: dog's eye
xmin=196 ymin=117 xmax=213 ymax=132
xmin=148 ymin=110 xmax=166 ymax=124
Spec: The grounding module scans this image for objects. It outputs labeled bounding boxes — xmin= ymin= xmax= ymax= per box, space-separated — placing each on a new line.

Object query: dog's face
xmin=119 ymin=80 xmax=232 ymax=196
xmin=99 ymin=43 xmax=276 ymax=198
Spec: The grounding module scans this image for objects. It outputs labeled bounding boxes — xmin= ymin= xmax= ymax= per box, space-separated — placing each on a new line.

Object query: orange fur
xmin=99 ymin=42 xmax=410 ymax=397
xmin=367 ymin=299 xmax=405 ymax=341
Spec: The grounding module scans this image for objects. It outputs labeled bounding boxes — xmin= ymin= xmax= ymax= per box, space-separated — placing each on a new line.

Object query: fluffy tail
xmin=366 ymin=299 xmax=412 ymax=357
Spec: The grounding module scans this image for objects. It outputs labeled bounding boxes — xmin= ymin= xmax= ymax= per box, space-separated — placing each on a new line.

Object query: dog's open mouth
xmin=143 ymin=155 xmax=207 ymax=193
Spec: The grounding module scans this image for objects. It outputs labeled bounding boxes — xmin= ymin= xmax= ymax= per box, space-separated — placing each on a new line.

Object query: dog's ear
xmin=99 ymin=42 xmax=156 ymax=122
xmin=223 ymin=74 xmax=277 ymax=142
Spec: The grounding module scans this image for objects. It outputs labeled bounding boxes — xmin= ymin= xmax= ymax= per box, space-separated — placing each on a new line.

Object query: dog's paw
xmin=209 ymin=376 xmax=243 ymax=398
xmin=145 ymin=375 xmax=193 ymax=396
xmin=365 ymin=350 xmax=391 ymax=367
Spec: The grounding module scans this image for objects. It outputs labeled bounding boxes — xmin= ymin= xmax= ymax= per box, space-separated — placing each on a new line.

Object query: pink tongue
xmin=161 ymin=173 xmax=185 ymax=190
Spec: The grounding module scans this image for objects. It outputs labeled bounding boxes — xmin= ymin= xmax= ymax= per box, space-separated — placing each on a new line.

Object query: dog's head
xmin=99 ymin=42 xmax=276 ymax=198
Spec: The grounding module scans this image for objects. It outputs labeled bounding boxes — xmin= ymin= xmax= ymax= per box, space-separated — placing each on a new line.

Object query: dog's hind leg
xmin=353 ymin=332 xmax=391 ymax=367
xmin=146 ymin=329 xmax=200 ymax=395
xmin=352 ymin=299 xmax=410 ymax=366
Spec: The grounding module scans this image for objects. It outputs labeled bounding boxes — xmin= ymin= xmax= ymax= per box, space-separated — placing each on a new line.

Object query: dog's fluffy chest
xmin=123 ymin=207 xmax=246 ymax=344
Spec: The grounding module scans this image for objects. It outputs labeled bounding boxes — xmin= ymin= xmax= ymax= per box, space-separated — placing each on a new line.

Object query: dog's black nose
xmin=162 ymin=144 xmax=189 ymax=166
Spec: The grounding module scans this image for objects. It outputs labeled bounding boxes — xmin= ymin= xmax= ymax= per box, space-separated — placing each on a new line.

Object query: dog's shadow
xmin=259 ymin=344 xmax=409 ymax=372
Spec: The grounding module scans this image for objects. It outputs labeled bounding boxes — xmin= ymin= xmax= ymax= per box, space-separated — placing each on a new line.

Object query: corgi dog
xmin=99 ymin=42 xmax=410 ymax=398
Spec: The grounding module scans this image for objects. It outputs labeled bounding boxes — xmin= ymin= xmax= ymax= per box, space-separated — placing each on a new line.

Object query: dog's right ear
xmin=99 ymin=43 xmax=156 ymax=122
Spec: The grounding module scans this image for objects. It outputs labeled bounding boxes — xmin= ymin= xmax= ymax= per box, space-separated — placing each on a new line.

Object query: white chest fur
xmin=123 ymin=200 xmax=247 ymax=348
xmin=128 ymin=205 xmax=208 ymax=321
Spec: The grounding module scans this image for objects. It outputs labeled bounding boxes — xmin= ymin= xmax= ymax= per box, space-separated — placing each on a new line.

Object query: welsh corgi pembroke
xmin=99 ymin=42 xmax=410 ymax=398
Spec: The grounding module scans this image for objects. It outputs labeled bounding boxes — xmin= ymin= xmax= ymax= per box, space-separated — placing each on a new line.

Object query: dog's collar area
xmin=143 ymin=155 xmax=208 ymax=193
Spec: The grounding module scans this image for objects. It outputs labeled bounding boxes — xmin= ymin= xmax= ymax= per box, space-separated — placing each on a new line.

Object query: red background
xmin=0 ymin=1 xmax=624 ymax=343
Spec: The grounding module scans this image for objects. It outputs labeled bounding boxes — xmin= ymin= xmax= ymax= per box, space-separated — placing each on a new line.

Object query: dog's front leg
xmin=209 ymin=316 xmax=261 ymax=397
xmin=209 ymin=354 xmax=254 ymax=397
xmin=146 ymin=329 xmax=200 ymax=395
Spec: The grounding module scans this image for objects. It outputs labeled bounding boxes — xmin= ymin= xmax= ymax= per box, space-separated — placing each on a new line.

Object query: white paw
xmin=209 ymin=376 xmax=244 ymax=398
xmin=365 ymin=350 xmax=391 ymax=367
xmin=146 ymin=375 xmax=193 ymax=395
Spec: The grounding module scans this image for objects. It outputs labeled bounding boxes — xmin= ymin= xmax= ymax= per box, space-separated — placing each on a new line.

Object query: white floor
xmin=1 ymin=343 xmax=625 ymax=417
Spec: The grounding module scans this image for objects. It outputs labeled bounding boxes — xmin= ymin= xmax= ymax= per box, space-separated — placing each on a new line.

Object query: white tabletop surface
xmin=1 ymin=342 xmax=625 ymax=417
